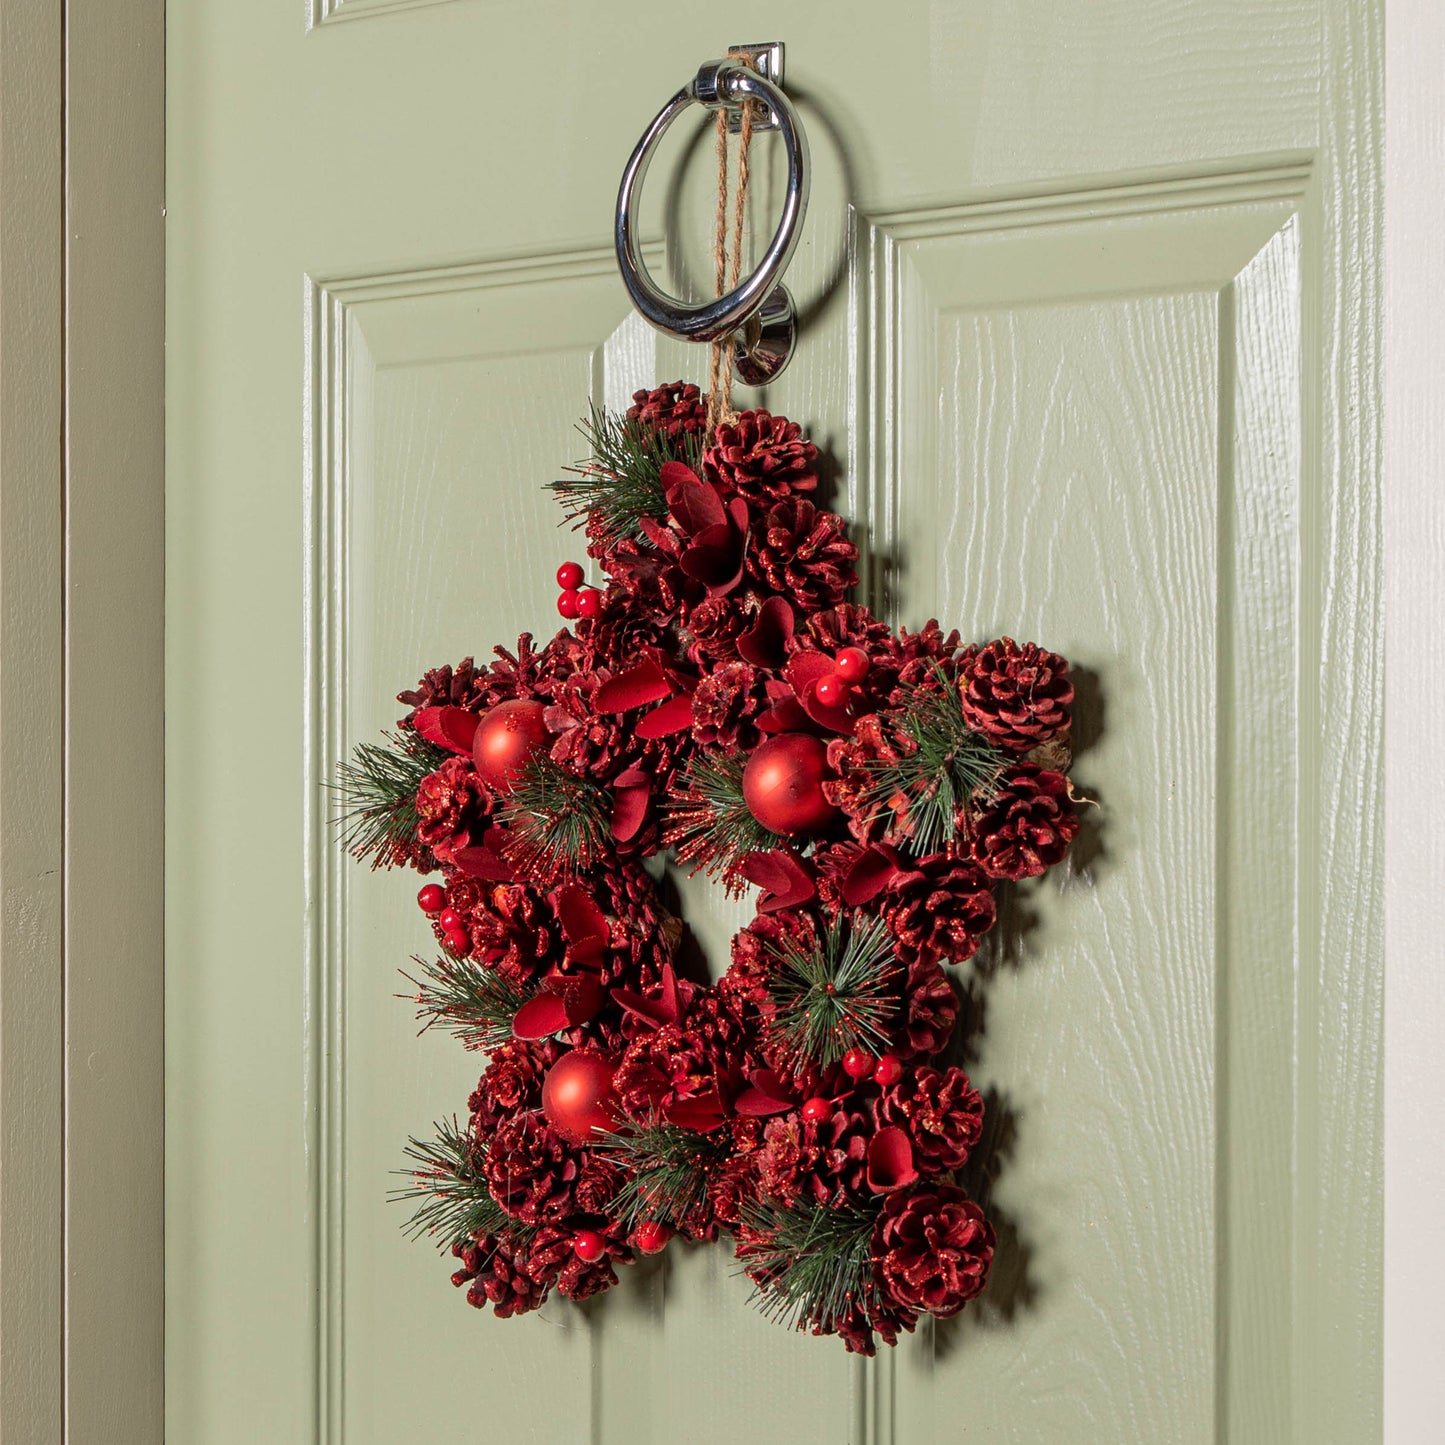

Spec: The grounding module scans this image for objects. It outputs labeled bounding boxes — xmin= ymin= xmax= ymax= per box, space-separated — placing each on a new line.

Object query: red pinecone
xmin=690 ymin=661 xmax=767 ymax=749
xmin=898 ymin=956 xmax=957 ymax=1060
xmin=414 ymin=758 xmax=491 ymax=865
xmin=453 ymin=1233 xmax=551 ymax=1318
xmin=969 ymin=764 xmax=1078 ymax=880
xmin=484 ymin=1114 xmax=581 ymax=1225
xmin=469 ymin=1038 xmax=561 ymax=1129
xmin=873 ymin=1185 xmax=994 ymax=1317
xmin=881 ymin=853 xmax=998 ymax=966
xmin=626 ymin=381 xmax=707 ymax=441
xmin=876 ymin=1066 xmax=984 ymax=1172
xmin=398 ymin=656 xmax=486 ymax=715
xmin=746 ymin=500 xmax=859 ymax=610
xmin=704 ymin=410 xmax=819 ymax=504
xmin=958 ymin=637 xmax=1073 ymax=751
xmin=468 ymin=883 xmax=565 ymax=987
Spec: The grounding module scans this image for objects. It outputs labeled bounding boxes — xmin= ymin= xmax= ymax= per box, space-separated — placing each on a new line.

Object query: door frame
xmin=0 ymin=2 xmax=164 ymax=1440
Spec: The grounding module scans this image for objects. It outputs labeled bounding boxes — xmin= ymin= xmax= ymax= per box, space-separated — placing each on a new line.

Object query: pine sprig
xmin=401 ymin=954 xmax=533 ymax=1053
xmin=593 ymin=1117 xmax=730 ymax=1227
xmin=858 ymin=666 xmax=1005 ymax=853
xmin=548 ymin=402 xmax=702 ymax=544
xmin=498 ymin=752 xmax=611 ymax=881
xmin=392 ymin=1118 xmax=528 ymax=1253
xmin=738 ymin=1197 xmax=880 ymax=1335
xmin=767 ymin=915 xmax=898 ymax=1068
xmin=333 ymin=729 xmax=449 ymax=868
xmin=664 ymin=750 xmax=787 ymax=892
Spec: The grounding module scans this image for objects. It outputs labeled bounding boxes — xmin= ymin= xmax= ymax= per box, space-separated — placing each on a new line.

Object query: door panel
xmin=167 ymin=3 xmax=1379 ymax=1442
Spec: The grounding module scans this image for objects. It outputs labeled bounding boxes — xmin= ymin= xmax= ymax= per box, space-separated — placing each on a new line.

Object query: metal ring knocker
xmin=615 ymin=44 xmax=810 ymax=385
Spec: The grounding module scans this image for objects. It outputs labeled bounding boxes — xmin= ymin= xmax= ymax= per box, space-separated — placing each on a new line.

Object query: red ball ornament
xmin=842 ymin=1047 xmax=876 ymax=1081
xmin=541 ymin=1050 xmax=620 ymax=1145
xmin=557 ymin=589 xmax=581 ymax=619
xmin=872 ymin=1054 xmax=903 ymax=1087
xmin=801 ymin=1096 xmax=832 ymax=1122
xmin=576 ymin=587 xmax=603 ymax=619
xmin=472 ymin=698 xmax=549 ymax=790
xmin=416 ymin=884 xmax=446 ymax=914
xmin=741 ymin=733 xmax=839 ymax=836
xmin=437 ymin=906 xmax=462 ymax=933
xmin=634 ymin=1220 xmax=671 ymax=1255
xmin=834 ymin=647 xmax=870 ymax=683
xmin=814 ymin=672 xmax=851 ymax=708
xmin=556 ymin=561 xmax=584 ymax=590
xmin=572 ymin=1230 xmax=607 ymax=1264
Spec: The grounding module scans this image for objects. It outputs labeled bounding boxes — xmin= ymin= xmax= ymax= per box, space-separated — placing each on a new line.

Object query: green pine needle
xmin=767 ymin=915 xmax=898 ymax=1069
xmin=498 ymin=752 xmax=611 ymax=881
xmin=664 ymin=750 xmax=787 ymax=892
xmin=333 ymin=729 xmax=449 ymax=868
xmin=857 ymin=666 xmax=1005 ymax=853
xmin=593 ymin=1117 xmax=729 ymax=1227
xmin=739 ymin=1197 xmax=880 ymax=1335
xmin=548 ymin=401 xmax=702 ymax=544
xmin=392 ymin=1118 xmax=527 ymax=1253
xmin=401 ymin=955 xmax=533 ymax=1053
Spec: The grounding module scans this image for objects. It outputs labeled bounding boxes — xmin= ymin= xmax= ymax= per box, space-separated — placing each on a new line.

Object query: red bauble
xmin=541 ymin=1050 xmax=620 ymax=1145
xmin=842 ymin=1047 xmax=876 ymax=1081
xmin=634 ymin=1220 xmax=671 ymax=1255
xmin=834 ymin=647 xmax=870 ymax=683
xmin=472 ymin=698 xmax=549 ymax=790
xmin=872 ymin=1054 xmax=903 ymax=1087
xmin=416 ymin=884 xmax=446 ymax=914
xmin=741 ymin=733 xmax=838 ymax=836
xmin=438 ymin=906 xmax=462 ymax=932
xmin=558 ymin=589 xmax=581 ymax=619
xmin=814 ymin=673 xmax=851 ymax=708
xmin=572 ymin=1230 xmax=607 ymax=1263
xmin=801 ymin=1096 xmax=832 ymax=1122
xmin=576 ymin=587 xmax=603 ymax=619
xmin=556 ymin=561 xmax=584 ymax=590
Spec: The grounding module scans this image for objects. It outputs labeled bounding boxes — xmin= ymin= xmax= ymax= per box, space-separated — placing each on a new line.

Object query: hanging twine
xmin=705 ymin=54 xmax=757 ymax=437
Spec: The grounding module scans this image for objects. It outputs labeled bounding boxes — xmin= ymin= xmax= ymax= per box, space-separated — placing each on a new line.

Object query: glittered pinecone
xmin=958 ymin=637 xmax=1073 ymax=751
xmin=414 ymin=758 xmax=490 ymax=865
xmin=398 ymin=656 xmax=486 ymax=716
xmin=873 ymin=1185 xmax=994 ymax=1317
xmin=626 ymin=381 xmax=707 ymax=442
xmin=746 ymin=500 xmax=858 ymax=610
xmin=876 ymin=1066 xmax=984 ymax=1172
xmin=454 ymin=1232 xmax=551 ymax=1318
xmin=969 ymin=763 xmax=1079 ymax=881
xmin=484 ymin=1115 xmax=582 ymax=1225
xmin=897 ymin=956 xmax=957 ymax=1060
xmin=881 ymin=853 xmax=998 ymax=966
xmin=469 ymin=1038 xmax=561 ymax=1128
xmin=690 ymin=660 xmax=767 ymax=749
xmin=704 ymin=410 xmax=819 ymax=504
xmin=467 ymin=883 xmax=566 ymax=986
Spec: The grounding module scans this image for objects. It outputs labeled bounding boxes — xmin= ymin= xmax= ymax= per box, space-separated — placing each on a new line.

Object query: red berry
xmin=438 ymin=907 xmax=462 ymax=933
xmin=634 ymin=1220 xmax=671 ymax=1255
xmin=443 ymin=928 xmax=469 ymax=956
xmin=801 ymin=1096 xmax=832 ymax=1122
xmin=842 ymin=1048 xmax=876 ymax=1080
xmin=557 ymin=589 xmax=581 ymax=619
xmin=872 ymin=1054 xmax=903 ymax=1087
xmin=573 ymin=1230 xmax=607 ymax=1263
xmin=834 ymin=647 xmax=870 ymax=683
xmin=556 ymin=561 xmax=584 ymax=590
xmin=417 ymin=884 xmax=446 ymax=914
xmin=576 ymin=587 xmax=603 ymax=619
xmin=814 ymin=673 xmax=851 ymax=708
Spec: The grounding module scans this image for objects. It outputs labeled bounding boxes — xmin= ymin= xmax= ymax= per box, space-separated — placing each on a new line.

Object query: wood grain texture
xmin=0 ymin=4 xmax=64 ymax=1441
xmin=1383 ymin=1 xmax=1445 ymax=1436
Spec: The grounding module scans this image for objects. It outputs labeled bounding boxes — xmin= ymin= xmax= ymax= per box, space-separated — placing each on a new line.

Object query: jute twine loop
xmin=705 ymin=52 xmax=757 ymax=438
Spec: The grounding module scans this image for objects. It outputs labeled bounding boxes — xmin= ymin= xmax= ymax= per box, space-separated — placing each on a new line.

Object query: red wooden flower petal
xmin=664 ymin=467 xmax=726 ymax=534
xmin=595 ymin=661 xmax=672 ymax=713
xmin=785 ymin=652 xmax=854 ymax=734
xmin=411 ymin=705 xmax=480 ymax=755
xmin=733 ymin=1068 xmax=798 ymax=1117
xmin=738 ymin=848 xmax=817 ymax=913
xmin=680 ymin=522 xmax=747 ymax=596
xmin=555 ymin=885 xmax=609 ymax=966
xmin=610 ymin=781 xmax=650 ymax=842
xmin=866 ymin=1126 xmax=919 ymax=1194
xmin=737 ymin=596 xmax=795 ymax=669
xmin=842 ymin=845 xmax=904 ymax=906
xmin=665 ymin=1092 xmax=728 ymax=1132
xmin=450 ymin=841 xmax=516 ymax=882
xmin=610 ymin=964 xmax=686 ymax=1032
xmin=636 ymin=692 xmax=696 ymax=739
xmin=756 ymin=697 xmax=813 ymax=734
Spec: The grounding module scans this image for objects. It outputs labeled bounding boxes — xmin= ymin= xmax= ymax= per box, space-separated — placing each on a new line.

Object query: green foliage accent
xmin=498 ymin=752 xmax=611 ymax=880
xmin=739 ymin=1197 xmax=879 ymax=1335
xmin=392 ymin=1118 xmax=529 ymax=1253
xmin=858 ymin=666 xmax=1005 ymax=853
xmin=593 ymin=1117 xmax=729 ymax=1227
xmin=402 ymin=954 xmax=533 ymax=1053
xmin=548 ymin=402 xmax=702 ymax=544
xmin=333 ymin=729 xmax=449 ymax=868
xmin=664 ymin=749 xmax=787 ymax=892
xmin=767 ymin=914 xmax=897 ymax=1068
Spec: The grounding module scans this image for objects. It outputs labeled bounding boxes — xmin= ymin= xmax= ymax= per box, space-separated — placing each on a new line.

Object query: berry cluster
xmin=341 ymin=382 xmax=1080 ymax=1351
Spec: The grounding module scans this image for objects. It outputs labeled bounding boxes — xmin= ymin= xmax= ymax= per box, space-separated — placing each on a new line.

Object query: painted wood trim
xmin=62 ymin=0 xmax=166 ymax=1439
xmin=0 ymin=2 xmax=65 ymax=1440
xmin=1384 ymin=0 xmax=1445 ymax=1436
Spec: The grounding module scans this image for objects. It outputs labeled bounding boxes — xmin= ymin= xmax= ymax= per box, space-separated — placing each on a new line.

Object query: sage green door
xmin=166 ymin=2 xmax=1381 ymax=1441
